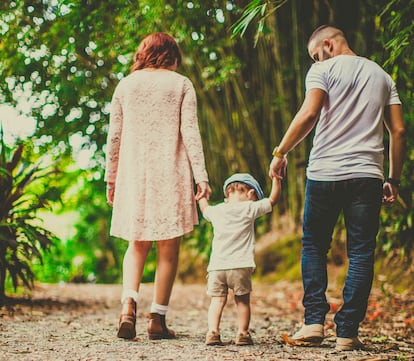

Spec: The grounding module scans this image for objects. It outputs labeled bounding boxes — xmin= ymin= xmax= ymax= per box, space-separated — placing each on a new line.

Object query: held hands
xmin=195 ymin=181 xmax=211 ymax=201
xmin=269 ymin=156 xmax=288 ymax=180
xmin=196 ymin=181 xmax=211 ymax=213
xmin=268 ymin=154 xmax=286 ymax=206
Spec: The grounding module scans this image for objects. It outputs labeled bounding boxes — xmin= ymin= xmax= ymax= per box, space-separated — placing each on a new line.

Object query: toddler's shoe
xmin=292 ymin=324 xmax=324 ymax=345
xmin=117 ymin=297 xmax=136 ymax=339
xmin=205 ymin=330 xmax=222 ymax=346
xmin=235 ymin=331 xmax=253 ymax=346
xmin=335 ymin=337 xmax=365 ymax=351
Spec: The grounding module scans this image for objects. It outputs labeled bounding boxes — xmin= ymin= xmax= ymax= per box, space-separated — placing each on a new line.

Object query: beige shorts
xmin=207 ymin=268 xmax=254 ymax=297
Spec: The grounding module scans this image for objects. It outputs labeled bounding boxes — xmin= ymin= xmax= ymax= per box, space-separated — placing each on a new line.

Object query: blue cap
xmin=223 ymin=173 xmax=264 ymax=200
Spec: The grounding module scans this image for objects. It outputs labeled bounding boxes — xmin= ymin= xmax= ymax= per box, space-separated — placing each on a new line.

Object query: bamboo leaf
xmin=232 ymin=1 xmax=266 ymax=38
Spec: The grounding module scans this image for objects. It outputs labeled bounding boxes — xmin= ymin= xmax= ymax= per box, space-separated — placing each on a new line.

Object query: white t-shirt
xmin=203 ymin=198 xmax=272 ymax=272
xmin=305 ymin=55 xmax=401 ymax=181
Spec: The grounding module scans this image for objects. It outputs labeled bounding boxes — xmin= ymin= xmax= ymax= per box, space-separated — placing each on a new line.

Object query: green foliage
xmin=375 ymin=0 xmax=414 ymax=263
xmin=231 ymin=0 xmax=289 ymax=45
xmin=255 ymin=234 xmax=302 ymax=281
xmin=0 ymin=126 xmax=59 ymax=304
xmin=0 ymin=0 xmax=412 ymax=286
xmin=32 ymin=175 xmax=130 ymax=284
xmin=31 ymin=171 xmax=159 ymax=284
xmin=378 ymin=0 xmax=414 ymax=70
xmin=230 ymin=0 xmax=414 ymax=266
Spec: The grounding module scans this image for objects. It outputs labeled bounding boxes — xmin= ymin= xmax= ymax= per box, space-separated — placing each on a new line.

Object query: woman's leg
xmin=117 ymin=240 xmax=152 ymax=339
xmin=147 ymin=237 xmax=181 ymax=339
xmin=153 ymin=237 xmax=181 ymax=306
xmin=122 ymin=240 xmax=153 ymax=298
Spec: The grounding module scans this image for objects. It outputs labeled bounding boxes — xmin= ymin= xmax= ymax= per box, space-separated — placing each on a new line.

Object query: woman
xmin=105 ymin=32 xmax=211 ymax=340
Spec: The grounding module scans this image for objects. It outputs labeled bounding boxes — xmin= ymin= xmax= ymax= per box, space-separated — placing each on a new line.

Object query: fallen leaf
xmin=280 ymin=333 xmax=322 ymax=347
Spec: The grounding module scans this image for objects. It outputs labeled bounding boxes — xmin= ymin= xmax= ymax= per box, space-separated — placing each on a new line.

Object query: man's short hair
xmin=307 ymin=25 xmax=345 ymax=47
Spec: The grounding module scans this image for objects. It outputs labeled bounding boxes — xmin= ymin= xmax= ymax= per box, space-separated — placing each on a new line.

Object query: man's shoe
xmin=292 ymin=324 xmax=324 ymax=345
xmin=336 ymin=337 xmax=365 ymax=351
xmin=147 ymin=313 xmax=176 ymax=339
xmin=235 ymin=331 xmax=253 ymax=346
xmin=205 ymin=330 xmax=222 ymax=346
xmin=117 ymin=297 xmax=136 ymax=339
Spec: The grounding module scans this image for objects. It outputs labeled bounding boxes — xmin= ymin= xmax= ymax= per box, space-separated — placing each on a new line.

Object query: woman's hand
xmin=195 ymin=181 xmax=211 ymax=201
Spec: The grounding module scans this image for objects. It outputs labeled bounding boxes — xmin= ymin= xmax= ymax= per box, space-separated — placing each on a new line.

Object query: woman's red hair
xmin=131 ymin=32 xmax=182 ymax=72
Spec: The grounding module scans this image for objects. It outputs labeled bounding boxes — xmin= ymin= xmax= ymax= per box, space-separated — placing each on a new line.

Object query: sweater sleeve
xmin=180 ymin=78 xmax=209 ymax=184
xmin=104 ymin=86 xmax=123 ymax=183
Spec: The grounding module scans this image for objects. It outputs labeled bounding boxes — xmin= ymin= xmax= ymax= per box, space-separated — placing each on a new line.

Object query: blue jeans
xmin=301 ymin=178 xmax=382 ymax=338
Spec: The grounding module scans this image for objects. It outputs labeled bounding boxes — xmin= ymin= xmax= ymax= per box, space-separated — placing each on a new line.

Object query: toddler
xmin=198 ymin=173 xmax=281 ymax=345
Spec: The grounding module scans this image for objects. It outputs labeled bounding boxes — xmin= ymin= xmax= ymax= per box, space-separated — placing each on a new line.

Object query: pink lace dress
xmin=104 ymin=70 xmax=208 ymax=241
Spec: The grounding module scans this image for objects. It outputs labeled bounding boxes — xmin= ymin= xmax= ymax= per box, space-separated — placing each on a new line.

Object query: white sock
xmin=121 ymin=289 xmax=139 ymax=304
xmin=150 ymin=302 xmax=168 ymax=315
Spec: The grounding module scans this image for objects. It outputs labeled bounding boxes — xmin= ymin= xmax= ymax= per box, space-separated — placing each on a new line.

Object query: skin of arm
xmin=269 ymin=88 xmax=326 ymax=179
xmin=198 ymin=197 xmax=209 ymax=213
xmin=268 ymin=177 xmax=282 ymax=206
xmin=382 ymin=103 xmax=406 ymax=205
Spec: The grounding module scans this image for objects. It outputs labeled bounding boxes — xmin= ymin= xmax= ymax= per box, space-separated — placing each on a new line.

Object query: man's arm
xmin=269 ymin=88 xmax=326 ymax=178
xmin=383 ymin=104 xmax=406 ymax=204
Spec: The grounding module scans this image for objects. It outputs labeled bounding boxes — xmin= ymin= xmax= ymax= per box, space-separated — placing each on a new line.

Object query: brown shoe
xmin=147 ymin=312 xmax=176 ymax=340
xmin=205 ymin=330 xmax=223 ymax=346
xmin=336 ymin=337 xmax=365 ymax=351
xmin=235 ymin=331 xmax=253 ymax=346
xmin=117 ymin=298 xmax=136 ymax=339
xmin=291 ymin=324 xmax=324 ymax=345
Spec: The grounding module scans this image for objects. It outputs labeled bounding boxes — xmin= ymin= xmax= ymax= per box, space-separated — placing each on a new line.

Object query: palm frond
xmin=6 ymin=144 xmax=24 ymax=173
xmin=0 ymin=139 xmax=59 ymax=301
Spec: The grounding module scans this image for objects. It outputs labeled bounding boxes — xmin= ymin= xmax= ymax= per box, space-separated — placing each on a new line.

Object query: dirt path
xmin=0 ymin=281 xmax=413 ymax=361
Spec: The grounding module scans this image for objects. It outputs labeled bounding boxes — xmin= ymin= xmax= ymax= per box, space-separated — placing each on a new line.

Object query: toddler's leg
xmin=234 ymin=293 xmax=250 ymax=334
xmin=234 ymin=293 xmax=253 ymax=345
xmin=208 ymin=296 xmax=227 ymax=333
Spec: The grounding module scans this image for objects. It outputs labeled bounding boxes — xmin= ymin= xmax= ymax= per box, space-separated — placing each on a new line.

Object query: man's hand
xmin=382 ymin=182 xmax=398 ymax=205
xmin=269 ymin=156 xmax=288 ymax=180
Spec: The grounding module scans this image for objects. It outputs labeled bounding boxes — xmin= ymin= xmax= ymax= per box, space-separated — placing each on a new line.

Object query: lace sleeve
xmin=180 ymin=78 xmax=209 ymax=184
xmin=104 ymin=92 xmax=123 ymax=183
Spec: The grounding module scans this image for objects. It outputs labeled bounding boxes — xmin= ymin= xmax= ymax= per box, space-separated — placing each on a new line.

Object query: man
xmin=269 ymin=25 xmax=406 ymax=351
